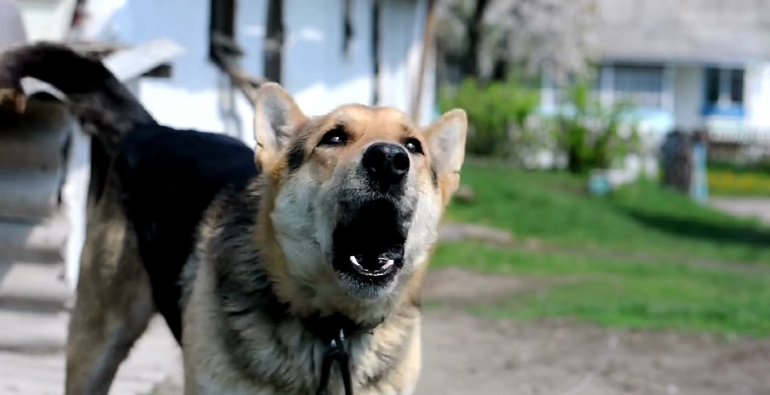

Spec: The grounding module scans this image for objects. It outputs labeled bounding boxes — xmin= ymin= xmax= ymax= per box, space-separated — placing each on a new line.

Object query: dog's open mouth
xmin=347 ymin=255 xmax=396 ymax=276
xmin=331 ymin=199 xmax=408 ymax=285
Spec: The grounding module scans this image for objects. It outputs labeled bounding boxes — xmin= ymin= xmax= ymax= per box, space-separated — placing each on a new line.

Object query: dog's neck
xmin=300 ymin=311 xmax=384 ymax=343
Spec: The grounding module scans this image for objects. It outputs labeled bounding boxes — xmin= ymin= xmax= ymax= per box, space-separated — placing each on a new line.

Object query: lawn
xmin=446 ymin=161 xmax=770 ymax=264
xmin=433 ymin=161 xmax=770 ymax=336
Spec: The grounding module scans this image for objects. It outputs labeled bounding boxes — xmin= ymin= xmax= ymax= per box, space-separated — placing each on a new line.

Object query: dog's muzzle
xmin=329 ymin=142 xmax=416 ymax=296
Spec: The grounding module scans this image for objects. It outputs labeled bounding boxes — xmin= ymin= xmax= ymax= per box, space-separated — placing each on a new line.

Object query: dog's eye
xmin=318 ymin=128 xmax=348 ymax=147
xmin=404 ymin=138 xmax=423 ymax=154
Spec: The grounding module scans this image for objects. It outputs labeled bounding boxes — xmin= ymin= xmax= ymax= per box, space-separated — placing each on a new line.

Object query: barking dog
xmin=0 ymin=42 xmax=467 ymax=395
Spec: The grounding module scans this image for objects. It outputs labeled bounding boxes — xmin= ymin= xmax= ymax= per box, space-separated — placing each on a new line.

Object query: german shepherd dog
xmin=0 ymin=42 xmax=467 ymax=395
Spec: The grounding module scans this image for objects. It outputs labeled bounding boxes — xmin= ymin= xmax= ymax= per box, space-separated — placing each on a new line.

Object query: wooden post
xmin=411 ymin=0 xmax=437 ymax=124
xmin=264 ymin=0 xmax=285 ymax=84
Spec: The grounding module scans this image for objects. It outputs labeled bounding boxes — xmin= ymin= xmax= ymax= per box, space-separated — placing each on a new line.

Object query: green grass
xmin=432 ymin=242 xmax=770 ymax=336
xmin=448 ymin=161 xmax=770 ymax=264
xmin=433 ymin=161 xmax=770 ymax=336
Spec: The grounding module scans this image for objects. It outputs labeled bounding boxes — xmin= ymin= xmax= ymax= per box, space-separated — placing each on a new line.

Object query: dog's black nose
xmin=362 ymin=142 xmax=410 ymax=186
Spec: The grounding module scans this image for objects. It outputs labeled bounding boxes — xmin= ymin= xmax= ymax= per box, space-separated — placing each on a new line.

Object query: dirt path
xmin=418 ymin=309 xmax=770 ymax=395
xmin=710 ymin=197 xmax=770 ymax=223
xmin=416 ymin=268 xmax=770 ymax=395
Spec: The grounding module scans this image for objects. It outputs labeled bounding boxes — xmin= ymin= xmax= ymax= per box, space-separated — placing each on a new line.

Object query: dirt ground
xmin=148 ymin=267 xmax=770 ymax=395
xmin=415 ymin=268 xmax=770 ymax=395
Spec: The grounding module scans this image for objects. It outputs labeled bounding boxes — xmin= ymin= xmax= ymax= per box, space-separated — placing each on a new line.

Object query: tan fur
xmin=64 ymin=180 xmax=156 ymax=395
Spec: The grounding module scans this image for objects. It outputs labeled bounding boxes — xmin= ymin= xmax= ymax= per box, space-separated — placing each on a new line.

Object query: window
xmin=730 ymin=69 xmax=745 ymax=104
xmin=611 ymin=64 xmax=665 ymax=109
xmin=702 ymin=67 xmax=745 ymax=117
xmin=546 ymin=63 xmax=668 ymax=110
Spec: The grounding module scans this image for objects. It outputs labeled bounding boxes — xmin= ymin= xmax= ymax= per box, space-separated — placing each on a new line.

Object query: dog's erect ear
xmin=253 ymin=82 xmax=307 ymax=162
xmin=422 ymin=109 xmax=468 ymax=195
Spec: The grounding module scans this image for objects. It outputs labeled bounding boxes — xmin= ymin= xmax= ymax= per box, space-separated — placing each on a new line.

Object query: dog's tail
xmin=0 ymin=41 xmax=157 ymax=154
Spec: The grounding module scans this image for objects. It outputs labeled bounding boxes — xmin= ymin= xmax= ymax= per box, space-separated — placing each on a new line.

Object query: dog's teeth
xmin=349 ymin=256 xmax=363 ymax=268
xmin=381 ymin=259 xmax=394 ymax=269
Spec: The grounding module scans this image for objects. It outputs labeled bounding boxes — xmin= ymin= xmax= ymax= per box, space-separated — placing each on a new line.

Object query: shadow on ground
xmin=621 ymin=208 xmax=770 ymax=249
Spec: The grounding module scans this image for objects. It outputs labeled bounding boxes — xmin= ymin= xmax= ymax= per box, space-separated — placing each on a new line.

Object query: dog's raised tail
xmin=0 ymin=41 xmax=156 ymax=153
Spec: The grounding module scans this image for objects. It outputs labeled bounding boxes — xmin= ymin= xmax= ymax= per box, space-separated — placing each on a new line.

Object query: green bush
xmin=553 ymin=79 xmax=641 ymax=174
xmin=438 ymin=78 xmax=540 ymax=159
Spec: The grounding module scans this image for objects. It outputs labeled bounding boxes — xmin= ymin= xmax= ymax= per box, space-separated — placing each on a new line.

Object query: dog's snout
xmin=362 ymin=142 xmax=410 ymax=186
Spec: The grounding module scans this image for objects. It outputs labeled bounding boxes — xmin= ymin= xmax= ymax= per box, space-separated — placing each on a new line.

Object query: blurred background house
xmin=565 ymin=0 xmax=770 ymax=138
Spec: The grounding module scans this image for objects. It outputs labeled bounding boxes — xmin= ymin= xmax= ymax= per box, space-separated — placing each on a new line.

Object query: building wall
xmin=542 ymin=62 xmax=770 ymax=134
xmin=668 ymin=62 xmax=770 ymax=134
xmin=15 ymin=0 xmax=77 ymax=42
xmin=745 ymin=63 xmax=770 ymax=130
xmin=283 ymin=0 xmax=374 ymax=118
xmin=672 ymin=65 xmax=702 ymax=130
xmin=79 ymin=0 xmax=435 ymax=149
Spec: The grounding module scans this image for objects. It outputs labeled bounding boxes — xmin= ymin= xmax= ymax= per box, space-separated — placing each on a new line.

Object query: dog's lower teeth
xmin=348 ymin=255 xmax=394 ymax=276
xmin=349 ymin=255 xmax=363 ymax=268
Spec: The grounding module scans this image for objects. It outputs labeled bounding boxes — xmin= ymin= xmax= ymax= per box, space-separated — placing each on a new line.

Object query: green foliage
xmin=438 ymin=78 xmax=540 ymax=159
xmin=439 ymin=76 xmax=642 ymax=173
xmin=552 ymin=78 xmax=641 ymax=174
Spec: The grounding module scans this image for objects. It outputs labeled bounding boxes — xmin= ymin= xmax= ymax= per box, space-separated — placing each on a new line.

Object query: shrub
xmin=552 ymin=79 xmax=641 ymax=174
xmin=438 ymin=78 xmax=540 ymax=159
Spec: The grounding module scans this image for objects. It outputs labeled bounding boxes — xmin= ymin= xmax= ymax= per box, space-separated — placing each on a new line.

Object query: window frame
xmin=701 ymin=66 xmax=745 ymax=118
xmin=604 ymin=62 xmax=667 ymax=110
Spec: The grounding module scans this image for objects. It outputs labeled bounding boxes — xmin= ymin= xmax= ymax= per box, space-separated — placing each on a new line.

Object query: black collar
xmin=301 ymin=313 xmax=384 ymax=395
xmin=301 ymin=312 xmax=382 ymax=343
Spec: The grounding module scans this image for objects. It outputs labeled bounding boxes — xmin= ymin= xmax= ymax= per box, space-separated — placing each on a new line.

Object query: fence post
xmin=690 ymin=131 xmax=709 ymax=203
xmin=661 ymin=130 xmax=693 ymax=194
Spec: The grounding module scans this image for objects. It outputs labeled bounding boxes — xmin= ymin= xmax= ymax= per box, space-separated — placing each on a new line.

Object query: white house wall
xmin=745 ymin=63 xmax=770 ymax=130
xmin=672 ymin=65 xmax=702 ymax=131
xmin=283 ymin=0 xmax=374 ymax=118
xmin=80 ymin=0 xmax=433 ymax=144
xmin=15 ymin=0 xmax=78 ymax=42
xmin=379 ymin=0 xmax=421 ymax=121
xmin=86 ymin=0 xmax=256 ymax=143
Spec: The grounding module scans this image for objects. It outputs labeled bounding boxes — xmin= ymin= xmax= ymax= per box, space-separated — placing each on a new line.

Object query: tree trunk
xmin=491 ymin=57 xmax=509 ymax=81
xmin=463 ymin=0 xmax=489 ymax=78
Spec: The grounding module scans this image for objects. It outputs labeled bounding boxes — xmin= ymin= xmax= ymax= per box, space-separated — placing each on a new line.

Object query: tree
xmin=437 ymin=0 xmax=598 ymax=83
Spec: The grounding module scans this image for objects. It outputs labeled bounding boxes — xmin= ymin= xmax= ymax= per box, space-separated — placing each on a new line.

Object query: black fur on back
xmin=0 ymin=42 xmax=261 ymax=341
xmin=113 ymin=124 xmax=258 ymax=342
